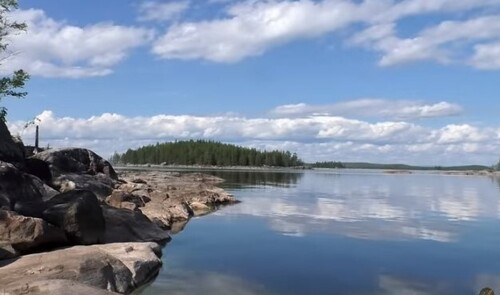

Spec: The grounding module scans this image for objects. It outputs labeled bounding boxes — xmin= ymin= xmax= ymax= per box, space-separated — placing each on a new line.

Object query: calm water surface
xmin=141 ymin=169 xmax=500 ymax=295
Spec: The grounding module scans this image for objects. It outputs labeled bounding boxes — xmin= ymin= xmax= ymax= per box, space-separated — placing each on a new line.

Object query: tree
xmin=0 ymin=0 xmax=29 ymax=122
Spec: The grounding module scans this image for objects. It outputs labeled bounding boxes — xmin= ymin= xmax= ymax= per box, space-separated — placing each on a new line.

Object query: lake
xmin=140 ymin=169 xmax=500 ymax=295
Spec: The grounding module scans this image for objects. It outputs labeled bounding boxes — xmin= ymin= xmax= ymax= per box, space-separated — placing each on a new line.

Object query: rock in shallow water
xmin=0 ymin=242 xmax=163 ymax=294
xmin=101 ymin=205 xmax=171 ymax=243
xmin=5 ymin=279 xmax=120 ymax=295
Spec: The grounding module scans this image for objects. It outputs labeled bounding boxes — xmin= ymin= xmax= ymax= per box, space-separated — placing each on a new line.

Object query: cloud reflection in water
xmin=140 ymin=270 xmax=276 ymax=295
xmin=216 ymin=171 xmax=500 ymax=243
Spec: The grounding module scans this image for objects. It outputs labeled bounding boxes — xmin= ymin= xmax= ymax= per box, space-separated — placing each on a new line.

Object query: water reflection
xmin=218 ymin=171 xmax=500 ymax=242
xmin=207 ymin=170 xmax=304 ymax=188
xmin=141 ymin=170 xmax=500 ymax=295
xmin=378 ymin=275 xmax=453 ymax=295
xmin=141 ymin=270 xmax=276 ymax=295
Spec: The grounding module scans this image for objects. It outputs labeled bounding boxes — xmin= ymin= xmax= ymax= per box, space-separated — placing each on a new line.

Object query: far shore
xmin=114 ymin=164 xmax=309 ymax=172
xmin=115 ymin=164 xmax=500 ymax=177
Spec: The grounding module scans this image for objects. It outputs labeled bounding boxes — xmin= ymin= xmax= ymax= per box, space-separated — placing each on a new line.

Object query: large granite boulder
xmin=32 ymin=148 xmax=118 ymax=180
xmin=24 ymin=157 xmax=52 ymax=182
xmin=43 ymin=190 xmax=106 ymax=245
xmin=53 ymin=173 xmax=114 ymax=201
xmin=0 ymin=120 xmax=24 ymax=164
xmin=0 ymin=161 xmax=46 ymax=211
xmin=0 ymin=242 xmax=163 ymax=294
xmin=0 ymin=210 xmax=68 ymax=259
xmin=7 ymin=280 xmax=120 ymax=295
xmin=102 ymin=205 xmax=170 ymax=243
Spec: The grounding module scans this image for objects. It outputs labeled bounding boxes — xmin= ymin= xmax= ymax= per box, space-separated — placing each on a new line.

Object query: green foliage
xmin=0 ymin=0 xmax=30 ymax=122
xmin=312 ymin=161 xmax=345 ymax=169
xmin=114 ymin=140 xmax=304 ymax=167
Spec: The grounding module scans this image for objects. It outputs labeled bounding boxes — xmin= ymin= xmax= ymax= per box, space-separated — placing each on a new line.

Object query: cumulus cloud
xmin=353 ymin=15 xmax=500 ymax=66
xmin=151 ymin=0 xmax=376 ymax=62
xmin=6 ymin=109 xmax=500 ymax=165
xmin=1 ymin=9 xmax=153 ymax=78
xmin=271 ymin=99 xmax=463 ymax=119
xmin=151 ymin=0 xmax=500 ymax=68
xmin=138 ymin=1 xmax=190 ymax=22
xmin=470 ymin=42 xmax=500 ymax=69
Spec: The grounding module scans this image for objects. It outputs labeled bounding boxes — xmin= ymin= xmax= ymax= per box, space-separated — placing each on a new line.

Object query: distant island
xmin=111 ymin=140 xmax=494 ymax=172
xmin=313 ymin=162 xmax=492 ymax=171
xmin=112 ymin=140 xmax=305 ymax=167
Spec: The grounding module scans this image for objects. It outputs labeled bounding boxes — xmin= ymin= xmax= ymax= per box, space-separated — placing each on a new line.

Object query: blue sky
xmin=2 ymin=0 xmax=500 ymax=165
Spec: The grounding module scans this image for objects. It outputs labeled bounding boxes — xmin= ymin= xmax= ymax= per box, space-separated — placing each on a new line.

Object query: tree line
xmin=112 ymin=140 xmax=304 ymax=167
xmin=311 ymin=161 xmax=345 ymax=168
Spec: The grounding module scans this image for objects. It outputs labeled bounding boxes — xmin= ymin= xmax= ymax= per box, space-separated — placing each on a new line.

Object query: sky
xmin=2 ymin=0 xmax=500 ymax=165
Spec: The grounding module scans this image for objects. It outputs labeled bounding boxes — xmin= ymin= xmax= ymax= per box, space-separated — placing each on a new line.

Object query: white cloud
xmin=152 ymin=0 xmax=376 ymax=62
xmin=470 ymin=42 xmax=500 ymax=69
xmin=138 ymin=1 xmax=190 ymax=22
xmin=353 ymin=15 xmax=500 ymax=66
xmin=6 ymin=109 xmax=500 ymax=165
xmin=1 ymin=9 xmax=153 ymax=78
xmin=432 ymin=124 xmax=490 ymax=144
xmin=151 ymin=0 xmax=500 ymax=68
xmin=376 ymin=0 xmax=500 ymax=22
xmin=271 ymin=99 xmax=463 ymax=119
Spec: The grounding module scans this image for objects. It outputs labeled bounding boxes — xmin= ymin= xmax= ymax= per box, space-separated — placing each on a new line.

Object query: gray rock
xmin=53 ymin=173 xmax=114 ymax=201
xmin=0 ymin=242 xmax=162 ymax=294
xmin=43 ymin=190 xmax=105 ymax=245
xmin=101 ymin=205 xmax=170 ymax=243
xmin=168 ymin=203 xmax=193 ymax=222
xmin=0 ymin=210 xmax=67 ymax=258
xmin=28 ymin=174 xmax=59 ymax=201
xmin=0 ymin=244 xmax=17 ymax=260
xmin=189 ymin=201 xmax=211 ymax=216
xmin=0 ymin=161 xmax=45 ymax=211
xmin=106 ymin=190 xmax=145 ymax=209
xmin=32 ymin=148 xmax=118 ymax=180
xmin=0 ymin=120 xmax=24 ymax=164
xmin=3 ymin=279 xmax=120 ymax=295
xmin=13 ymin=200 xmax=47 ymax=219
xmin=96 ymin=242 xmax=163 ymax=288
xmin=24 ymin=157 xmax=52 ymax=182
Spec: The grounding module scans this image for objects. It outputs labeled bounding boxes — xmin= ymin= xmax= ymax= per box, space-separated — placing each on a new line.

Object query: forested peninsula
xmin=112 ymin=140 xmax=305 ymax=167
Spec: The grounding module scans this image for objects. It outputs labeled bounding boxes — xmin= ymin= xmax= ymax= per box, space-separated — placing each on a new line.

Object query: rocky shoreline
xmin=0 ymin=120 xmax=239 ymax=294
